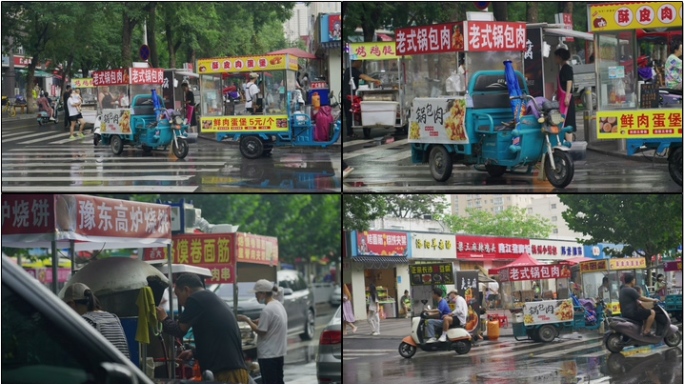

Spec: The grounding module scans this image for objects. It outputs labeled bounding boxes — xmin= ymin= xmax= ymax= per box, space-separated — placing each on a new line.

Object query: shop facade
xmin=408 ymin=232 xmax=457 ymax=312
xmin=455 ymin=235 xmax=531 ymax=272
xmin=314 ymin=13 xmax=341 ymax=100
xmin=345 ymin=230 xmax=410 ymax=320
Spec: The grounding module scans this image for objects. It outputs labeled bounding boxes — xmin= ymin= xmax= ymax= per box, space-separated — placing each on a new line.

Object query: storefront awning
xmin=352 ymin=256 xmax=408 ymax=264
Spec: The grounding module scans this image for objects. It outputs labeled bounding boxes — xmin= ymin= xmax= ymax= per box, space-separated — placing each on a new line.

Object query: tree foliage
xmin=344 ymin=2 xmax=592 ymax=45
xmin=2 ymin=2 xmax=296 ymax=99
xmin=343 ymin=194 xmax=448 ymax=231
xmin=559 ymin=195 xmax=683 ymax=279
xmin=443 ymin=206 xmax=552 ymax=238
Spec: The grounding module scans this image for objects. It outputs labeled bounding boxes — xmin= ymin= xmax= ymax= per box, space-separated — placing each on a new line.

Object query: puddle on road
xmin=345 ymin=343 xmax=683 ymax=384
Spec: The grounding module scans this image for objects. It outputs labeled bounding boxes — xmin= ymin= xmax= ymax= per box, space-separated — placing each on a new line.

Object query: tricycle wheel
xmin=429 ymin=145 xmax=453 ymax=182
xmin=172 ymin=138 xmax=189 ymax=159
xmin=545 ymin=149 xmax=574 ymax=188
xmin=141 ymin=145 xmax=153 ymax=154
xmin=668 ymin=146 xmax=682 ymax=186
xmin=363 ymin=128 xmax=371 ymax=139
xmin=398 ymin=342 xmax=417 ymax=358
xmin=110 ymin=135 xmax=124 ymax=155
xmin=529 ymin=327 xmax=541 ymax=342
xmin=537 ymin=324 xmax=557 ymax=342
xmin=240 ymin=136 xmax=264 ymax=159
xmin=485 ymin=164 xmax=507 ymax=177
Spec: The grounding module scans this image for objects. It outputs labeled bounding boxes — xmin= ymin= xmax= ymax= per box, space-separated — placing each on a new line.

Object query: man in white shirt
xmin=439 ymin=290 xmax=468 ymax=342
xmin=238 ymin=279 xmax=287 ymax=384
xmin=245 ymin=73 xmax=260 ymax=115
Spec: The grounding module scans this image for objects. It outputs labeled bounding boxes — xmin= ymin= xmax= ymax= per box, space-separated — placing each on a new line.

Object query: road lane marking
xmin=1 ymin=186 xmax=199 ymax=193
xmin=532 ymin=340 xmax=602 ymax=358
xmin=1 ymin=168 xmax=221 ymax=174
xmin=19 ymin=132 xmax=72 ymax=144
xmin=1 ymin=161 xmax=227 ymax=168
xmin=3 ymin=175 xmax=194 ymax=182
xmin=2 ymin=131 xmax=57 ymax=143
xmin=343 ymin=139 xmax=409 ymax=160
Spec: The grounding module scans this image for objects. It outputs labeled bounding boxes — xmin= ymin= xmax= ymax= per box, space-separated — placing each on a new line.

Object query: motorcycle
xmin=399 ymin=308 xmax=472 ymax=358
xmin=37 ymin=97 xmax=59 ymax=125
xmin=603 ymin=301 xmax=682 ymax=353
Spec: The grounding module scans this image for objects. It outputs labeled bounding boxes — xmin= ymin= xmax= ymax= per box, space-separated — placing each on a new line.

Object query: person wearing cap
xmin=63 ymin=283 xmax=130 ymax=358
xmin=156 ymin=273 xmax=249 ymax=384
xmin=237 ymin=279 xmax=287 ymax=384
xmin=245 ymin=73 xmax=261 ymax=115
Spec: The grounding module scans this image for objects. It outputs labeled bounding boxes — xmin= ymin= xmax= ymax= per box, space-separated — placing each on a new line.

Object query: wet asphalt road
xmin=343 ymin=124 xmax=682 ymax=193
xmin=1 ymin=118 xmax=341 ymax=192
xmin=343 ymin=335 xmax=683 ymax=384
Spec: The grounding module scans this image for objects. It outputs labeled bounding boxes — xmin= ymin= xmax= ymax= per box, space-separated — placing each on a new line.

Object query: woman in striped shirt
xmin=63 ymin=283 xmax=130 ymax=358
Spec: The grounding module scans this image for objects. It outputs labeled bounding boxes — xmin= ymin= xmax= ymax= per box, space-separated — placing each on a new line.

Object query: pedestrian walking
xmin=62 ymin=283 xmax=130 ymax=358
xmin=62 ymin=85 xmax=72 ymax=129
xmin=68 ymin=89 xmax=86 ymax=140
xmin=156 ymin=273 xmax=250 ymax=384
xmin=367 ymin=284 xmax=380 ymax=335
xmin=342 ymin=284 xmax=358 ymax=334
xmin=238 ymin=280 xmax=287 ymax=384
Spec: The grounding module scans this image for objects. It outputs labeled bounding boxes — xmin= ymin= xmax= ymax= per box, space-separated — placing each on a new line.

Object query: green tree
xmin=443 ymin=206 xmax=552 ymax=238
xmin=343 ymin=194 xmax=387 ymax=231
xmin=378 ymin=194 xmax=448 ymax=219
xmin=559 ymin=195 xmax=683 ymax=284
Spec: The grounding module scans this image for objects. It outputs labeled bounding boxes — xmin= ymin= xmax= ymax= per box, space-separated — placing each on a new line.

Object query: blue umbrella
xmin=503 ymin=60 xmax=524 ymax=123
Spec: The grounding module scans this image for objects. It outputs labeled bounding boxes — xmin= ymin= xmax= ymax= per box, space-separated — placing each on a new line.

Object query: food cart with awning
xmin=1 ymin=194 xmax=180 ymax=379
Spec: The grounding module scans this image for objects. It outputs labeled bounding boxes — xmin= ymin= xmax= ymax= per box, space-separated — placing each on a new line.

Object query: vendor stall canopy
xmin=1 ymin=194 xmax=173 ymax=250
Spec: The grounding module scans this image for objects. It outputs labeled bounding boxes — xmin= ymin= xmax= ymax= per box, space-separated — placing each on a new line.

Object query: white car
xmin=330 ymin=285 xmax=341 ymax=307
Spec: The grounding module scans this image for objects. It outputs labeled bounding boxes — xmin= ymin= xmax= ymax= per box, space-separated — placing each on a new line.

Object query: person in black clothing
xmin=555 ymin=48 xmax=576 ymax=142
xmin=619 ymin=273 xmax=660 ymax=336
xmin=99 ymin=86 xmax=116 ymax=109
xmin=343 ymin=60 xmax=381 ymax=139
xmin=181 ymin=82 xmax=197 ymax=126
xmin=62 ymin=85 xmax=72 ymax=129
xmin=156 ymin=273 xmax=249 ymax=384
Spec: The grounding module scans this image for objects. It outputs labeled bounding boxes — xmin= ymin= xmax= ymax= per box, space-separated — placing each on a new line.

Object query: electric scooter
xmin=399 ymin=306 xmax=472 ymax=358
xmin=603 ymin=302 xmax=682 ymax=353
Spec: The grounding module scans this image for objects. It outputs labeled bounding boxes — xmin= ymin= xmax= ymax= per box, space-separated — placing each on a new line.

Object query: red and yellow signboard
xmin=609 ymin=257 xmax=646 ymax=270
xmin=596 ymin=110 xmax=682 ymax=139
xmin=200 ymin=115 xmax=289 ymax=133
xmin=349 ymin=42 xmax=399 ymax=60
xmin=588 ymin=2 xmax=682 ymax=32
xmin=579 ymin=259 xmax=609 ymax=273
xmin=73 ymin=78 xmax=95 ymax=88
xmin=143 ymin=232 xmax=278 ymax=284
xmin=197 ymin=54 xmax=297 ymax=74
xmin=236 ymin=233 xmax=278 ymax=266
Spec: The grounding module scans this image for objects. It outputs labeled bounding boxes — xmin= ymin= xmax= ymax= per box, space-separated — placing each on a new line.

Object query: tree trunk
xmin=146 ymin=2 xmax=158 ymax=68
xmin=26 ymin=58 xmax=39 ymax=113
xmin=121 ymin=7 xmax=139 ymax=68
xmin=526 ymin=2 xmax=539 ymax=23
xmin=165 ymin=18 xmax=175 ymax=68
xmin=493 ymin=3 xmax=508 ymax=22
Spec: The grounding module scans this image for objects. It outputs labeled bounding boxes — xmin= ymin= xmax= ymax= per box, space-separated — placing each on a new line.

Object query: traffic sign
xmin=474 ymin=2 xmax=490 ymax=11
xmin=139 ymin=45 xmax=150 ymax=61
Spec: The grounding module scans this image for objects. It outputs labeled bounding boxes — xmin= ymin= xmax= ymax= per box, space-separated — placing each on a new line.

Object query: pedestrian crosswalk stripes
xmin=1 ymin=186 xmax=199 ymax=193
